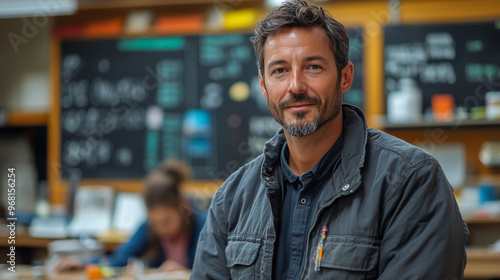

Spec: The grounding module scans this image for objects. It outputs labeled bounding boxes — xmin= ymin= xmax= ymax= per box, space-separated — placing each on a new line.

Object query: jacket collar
xmin=261 ymin=128 xmax=285 ymax=182
xmin=260 ymin=104 xmax=368 ymax=197
xmin=334 ymin=104 xmax=368 ymax=196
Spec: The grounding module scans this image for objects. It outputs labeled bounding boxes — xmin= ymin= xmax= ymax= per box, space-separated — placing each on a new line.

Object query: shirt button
xmin=342 ymin=184 xmax=350 ymax=191
xmin=300 ymin=198 xmax=307 ymax=204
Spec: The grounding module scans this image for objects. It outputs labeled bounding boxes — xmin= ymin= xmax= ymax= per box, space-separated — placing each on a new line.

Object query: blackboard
xmin=344 ymin=28 xmax=364 ymax=110
xmin=384 ymin=21 xmax=500 ymax=112
xmin=60 ymin=31 xmax=365 ymax=180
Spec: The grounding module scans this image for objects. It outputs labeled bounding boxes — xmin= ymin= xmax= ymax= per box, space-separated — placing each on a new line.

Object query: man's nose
xmin=288 ymin=69 xmax=307 ymax=94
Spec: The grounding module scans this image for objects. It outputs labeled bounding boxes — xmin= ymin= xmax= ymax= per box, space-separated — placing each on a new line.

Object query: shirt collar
xmin=280 ymin=131 xmax=344 ymax=184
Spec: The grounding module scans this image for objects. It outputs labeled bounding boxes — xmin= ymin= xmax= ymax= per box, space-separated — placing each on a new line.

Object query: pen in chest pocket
xmin=314 ymin=225 xmax=328 ymax=272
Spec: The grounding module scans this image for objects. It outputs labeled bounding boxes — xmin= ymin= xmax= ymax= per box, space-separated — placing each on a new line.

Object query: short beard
xmin=267 ymin=79 xmax=342 ymax=138
xmin=284 ymin=120 xmax=319 ymax=137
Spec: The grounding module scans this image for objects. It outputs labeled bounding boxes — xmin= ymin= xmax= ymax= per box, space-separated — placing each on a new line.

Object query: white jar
xmin=387 ymin=78 xmax=423 ymax=123
xmin=486 ymin=91 xmax=500 ymax=120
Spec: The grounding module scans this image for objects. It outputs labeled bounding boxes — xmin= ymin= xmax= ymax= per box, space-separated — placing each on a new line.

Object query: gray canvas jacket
xmin=191 ymin=104 xmax=469 ymax=279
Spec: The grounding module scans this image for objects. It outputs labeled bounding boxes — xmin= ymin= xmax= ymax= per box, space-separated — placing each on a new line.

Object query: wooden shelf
xmin=465 ymin=248 xmax=500 ymax=278
xmin=464 ymin=217 xmax=500 ymax=224
xmin=55 ymin=26 xmax=256 ymax=40
xmin=76 ymin=179 xmax=219 ymax=197
xmin=467 ymin=248 xmax=500 ymax=259
xmin=2 ymin=111 xmax=49 ymax=127
xmin=78 ymin=0 xmax=263 ymax=10
xmin=0 ymin=232 xmax=120 ymax=252
xmin=380 ymin=117 xmax=500 ymax=130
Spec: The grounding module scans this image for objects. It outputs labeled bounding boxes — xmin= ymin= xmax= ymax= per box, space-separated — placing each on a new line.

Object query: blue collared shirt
xmin=273 ymin=133 xmax=343 ymax=280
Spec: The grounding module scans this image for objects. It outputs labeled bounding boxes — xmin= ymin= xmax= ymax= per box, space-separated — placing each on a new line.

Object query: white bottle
xmin=387 ymin=78 xmax=423 ymax=124
xmin=485 ymin=91 xmax=500 ymax=120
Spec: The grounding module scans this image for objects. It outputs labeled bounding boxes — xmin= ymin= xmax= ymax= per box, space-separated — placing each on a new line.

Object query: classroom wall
xmin=0 ymin=17 xmax=52 ymax=111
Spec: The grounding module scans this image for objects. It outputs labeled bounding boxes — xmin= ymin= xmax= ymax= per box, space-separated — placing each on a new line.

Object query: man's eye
xmin=273 ymin=68 xmax=285 ymax=74
xmin=310 ymin=65 xmax=321 ymax=70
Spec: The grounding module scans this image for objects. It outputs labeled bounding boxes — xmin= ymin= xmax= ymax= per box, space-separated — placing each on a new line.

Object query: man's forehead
xmin=265 ymin=26 xmax=328 ymax=47
xmin=263 ymin=26 xmax=334 ymax=62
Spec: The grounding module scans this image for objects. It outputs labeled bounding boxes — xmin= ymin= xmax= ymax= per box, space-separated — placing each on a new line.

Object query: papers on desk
xmin=67 ymin=186 xmax=146 ymax=238
xmin=68 ymin=186 xmax=115 ymax=237
xmin=137 ymin=271 xmax=191 ymax=280
xmin=112 ymin=192 xmax=147 ymax=234
xmin=29 ymin=217 xmax=68 ymax=238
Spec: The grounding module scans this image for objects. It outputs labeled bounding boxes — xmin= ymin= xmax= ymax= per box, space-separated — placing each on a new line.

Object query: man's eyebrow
xmin=266 ymin=59 xmax=287 ymax=70
xmin=305 ymin=55 xmax=329 ymax=63
xmin=267 ymin=56 xmax=328 ymax=69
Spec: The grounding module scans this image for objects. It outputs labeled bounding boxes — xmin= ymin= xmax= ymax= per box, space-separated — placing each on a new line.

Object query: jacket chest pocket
xmin=313 ymin=238 xmax=379 ymax=280
xmin=225 ymin=237 xmax=262 ymax=280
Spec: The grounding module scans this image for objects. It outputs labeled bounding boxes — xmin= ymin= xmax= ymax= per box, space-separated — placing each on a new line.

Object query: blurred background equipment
xmin=68 ymin=186 xmax=115 ymax=237
xmin=386 ymin=78 xmax=422 ymax=123
xmin=46 ymin=238 xmax=104 ymax=273
xmin=0 ymin=136 xmax=37 ymax=217
xmin=486 ymin=91 xmax=500 ymax=120
xmin=479 ymin=141 xmax=500 ymax=167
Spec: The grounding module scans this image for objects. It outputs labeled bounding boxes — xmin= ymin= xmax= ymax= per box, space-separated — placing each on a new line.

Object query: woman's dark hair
xmin=143 ymin=159 xmax=192 ymax=210
xmin=251 ymin=0 xmax=350 ymax=77
xmin=142 ymin=159 xmax=193 ymax=265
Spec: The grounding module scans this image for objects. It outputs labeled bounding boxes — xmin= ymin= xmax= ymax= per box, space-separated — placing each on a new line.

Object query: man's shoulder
xmin=364 ymin=128 xmax=447 ymax=204
xmin=366 ymin=127 xmax=438 ymax=170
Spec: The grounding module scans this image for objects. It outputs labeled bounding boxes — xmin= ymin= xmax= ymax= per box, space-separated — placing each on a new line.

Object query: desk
xmin=464 ymin=248 xmax=500 ymax=279
xmin=0 ymin=233 xmax=122 ymax=252
xmin=1 ymin=244 xmax=498 ymax=278
xmin=3 ymin=260 xmax=499 ymax=280
xmin=0 ymin=233 xmax=124 ymax=265
xmin=0 ymin=265 xmax=190 ymax=280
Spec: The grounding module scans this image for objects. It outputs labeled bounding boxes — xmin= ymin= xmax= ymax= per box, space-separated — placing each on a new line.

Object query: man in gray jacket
xmin=191 ymin=1 xmax=469 ymax=279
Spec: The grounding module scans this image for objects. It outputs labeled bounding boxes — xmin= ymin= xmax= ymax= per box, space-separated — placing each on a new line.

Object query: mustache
xmin=278 ymin=94 xmax=321 ymax=111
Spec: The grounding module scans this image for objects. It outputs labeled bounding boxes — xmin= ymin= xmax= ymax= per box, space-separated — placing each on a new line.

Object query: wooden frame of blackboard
xmin=48 ymin=36 xmax=62 ymax=205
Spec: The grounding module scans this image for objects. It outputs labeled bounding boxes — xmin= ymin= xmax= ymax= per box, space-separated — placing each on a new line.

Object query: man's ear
xmin=259 ymin=74 xmax=268 ymax=98
xmin=340 ymin=62 xmax=354 ymax=94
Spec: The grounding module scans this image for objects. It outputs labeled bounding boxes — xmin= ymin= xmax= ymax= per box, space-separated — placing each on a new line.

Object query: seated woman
xmin=55 ymin=159 xmax=206 ymax=272
xmin=109 ymin=159 xmax=206 ymax=270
